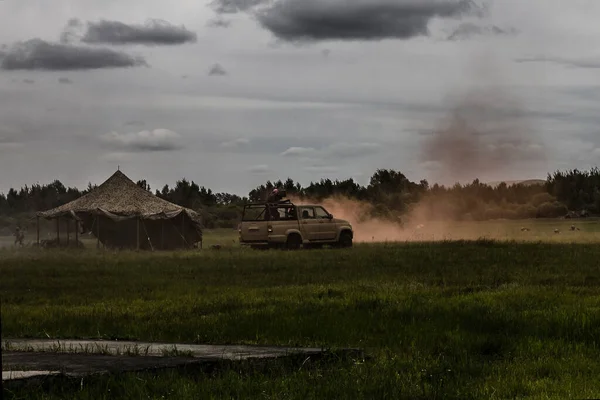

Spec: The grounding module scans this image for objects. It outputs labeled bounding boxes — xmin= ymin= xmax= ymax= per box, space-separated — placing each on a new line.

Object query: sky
xmin=1 ymin=0 xmax=599 ymax=196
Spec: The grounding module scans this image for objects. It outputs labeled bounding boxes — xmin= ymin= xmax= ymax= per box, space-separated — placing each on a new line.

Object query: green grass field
xmin=2 ymin=219 xmax=600 ymax=399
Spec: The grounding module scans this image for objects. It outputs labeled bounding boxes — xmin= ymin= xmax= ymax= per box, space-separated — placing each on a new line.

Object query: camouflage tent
xmin=36 ymin=170 xmax=203 ymax=250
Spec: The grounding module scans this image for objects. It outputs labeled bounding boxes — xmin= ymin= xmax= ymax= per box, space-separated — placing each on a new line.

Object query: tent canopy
xmin=37 ymin=170 xmax=200 ymax=223
xmin=36 ymin=170 xmax=203 ymax=249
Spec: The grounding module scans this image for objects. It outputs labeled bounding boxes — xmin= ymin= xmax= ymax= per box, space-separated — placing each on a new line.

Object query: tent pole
xmin=168 ymin=218 xmax=188 ymax=248
xmin=66 ymin=219 xmax=70 ymax=247
xmin=161 ymin=220 xmax=165 ymax=250
xmin=56 ymin=217 xmax=60 ymax=246
xmin=141 ymin=219 xmax=154 ymax=252
xmin=96 ymin=216 xmax=100 ymax=249
xmin=36 ymin=216 xmax=40 ymax=247
xmin=75 ymin=220 xmax=79 ymax=246
xmin=137 ymin=217 xmax=140 ymax=251
xmin=181 ymin=213 xmax=185 ymax=249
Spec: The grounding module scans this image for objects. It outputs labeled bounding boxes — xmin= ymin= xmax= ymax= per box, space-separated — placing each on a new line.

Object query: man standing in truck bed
xmin=267 ymin=188 xmax=284 ymax=203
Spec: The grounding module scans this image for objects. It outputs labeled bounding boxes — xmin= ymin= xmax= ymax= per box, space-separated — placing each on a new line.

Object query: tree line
xmin=1 ymin=167 xmax=599 ymax=231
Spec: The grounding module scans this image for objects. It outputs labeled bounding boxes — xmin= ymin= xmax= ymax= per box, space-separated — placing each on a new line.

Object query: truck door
xmin=240 ymin=205 xmax=269 ymax=242
xmin=315 ymin=206 xmax=337 ymax=240
xmin=298 ymin=206 xmax=320 ymax=241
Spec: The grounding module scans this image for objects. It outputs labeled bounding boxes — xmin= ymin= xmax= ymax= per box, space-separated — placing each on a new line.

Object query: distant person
xmin=14 ymin=226 xmax=24 ymax=246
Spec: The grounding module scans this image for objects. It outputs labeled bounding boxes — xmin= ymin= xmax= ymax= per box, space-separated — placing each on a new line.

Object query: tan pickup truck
xmin=238 ymin=199 xmax=353 ymax=250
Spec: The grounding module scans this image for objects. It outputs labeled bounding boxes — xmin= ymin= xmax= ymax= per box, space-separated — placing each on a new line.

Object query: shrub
xmin=537 ymin=201 xmax=568 ymax=218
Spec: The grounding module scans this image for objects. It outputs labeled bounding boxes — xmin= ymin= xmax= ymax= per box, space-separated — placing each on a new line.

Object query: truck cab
xmin=238 ymin=198 xmax=353 ymax=250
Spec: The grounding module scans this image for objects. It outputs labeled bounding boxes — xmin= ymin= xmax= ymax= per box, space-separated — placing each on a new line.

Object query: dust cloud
xmin=290 ymin=84 xmax=548 ymax=243
xmin=420 ymin=87 xmax=547 ymax=185
xmin=305 ymin=196 xmax=406 ymax=242
xmin=286 ymin=47 xmax=550 ymax=243
xmin=291 ymin=195 xmax=450 ymax=243
xmin=292 ymin=193 xmax=525 ymax=243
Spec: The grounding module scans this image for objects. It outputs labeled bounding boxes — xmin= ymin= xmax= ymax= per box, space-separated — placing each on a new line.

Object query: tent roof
xmin=37 ymin=170 xmax=202 ymax=226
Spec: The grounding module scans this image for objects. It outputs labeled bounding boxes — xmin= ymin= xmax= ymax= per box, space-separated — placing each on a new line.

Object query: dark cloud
xmin=210 ymin=0 xmax=267 ymax=14
xmin=22 ymin=79 xmax=36 ymax=84
xmin=207 ymin=17 xmax=232 ymax=28
xmin=0 ymin=39 xmax=147 ymax=71
xmin=100 ymin=129 xmax=184 ymax=152
xmin=69 ymin=19 xmax=197 ymax=46
xmin=254 ymin=0 xmax=481 ymax=42
xmin=515 ymin=56 xmax=600 ymax=69
xmin=209 ymin=63 xmax=228 ymax=76
xmin=321 ymin=48 xmax=331 ymax=57
xmin=58 ymin=77 xmax=73 ymax=84
xmin=447 ymin=22 xmax=516 ymax=41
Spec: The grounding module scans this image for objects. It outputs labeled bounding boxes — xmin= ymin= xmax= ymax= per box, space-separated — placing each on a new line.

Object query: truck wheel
xmin=338 ymin=231 xmax=353 ymax=248
xmin=286 ymin=234 xmax=302 ymax=250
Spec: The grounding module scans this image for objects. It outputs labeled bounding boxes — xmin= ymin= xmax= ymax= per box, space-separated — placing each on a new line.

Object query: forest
xmin=1 ymin=167 xmax=599 ymax=230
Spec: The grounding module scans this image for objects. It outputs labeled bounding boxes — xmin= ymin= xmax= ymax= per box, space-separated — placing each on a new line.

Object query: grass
xmin=2 ymin=221 xmax=600 ymax=399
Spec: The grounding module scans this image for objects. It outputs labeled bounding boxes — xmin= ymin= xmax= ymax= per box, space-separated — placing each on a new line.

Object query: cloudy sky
xmin=1 ymin=0 xmax=599 ymax=196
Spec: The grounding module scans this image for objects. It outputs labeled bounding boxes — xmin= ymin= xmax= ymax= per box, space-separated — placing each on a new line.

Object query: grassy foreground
xmin=3 ymin=238 xmax=600 ymax=399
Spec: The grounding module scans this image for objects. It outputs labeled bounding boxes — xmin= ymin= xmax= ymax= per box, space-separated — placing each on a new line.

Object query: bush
xmin=530 ymin=192 xmax=556 ymax=207
xmin=537 ymin=202 xmax=568 ymax=218
xmin=516 ymin=204 xmax=538 ymax=219
xmin=483 ymin=207 xmax=503 ymax=220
